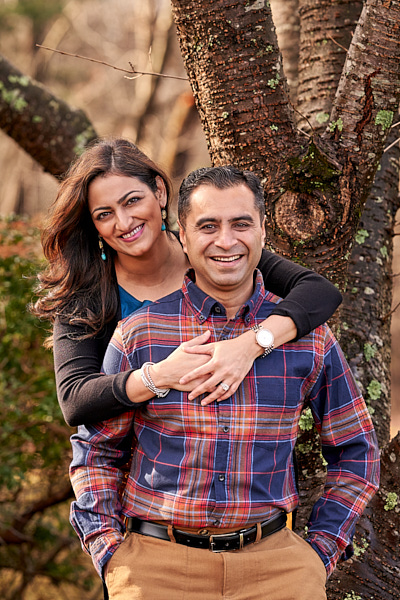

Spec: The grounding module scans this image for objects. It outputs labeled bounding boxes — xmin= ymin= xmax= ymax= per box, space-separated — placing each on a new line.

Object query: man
xmin=70 ymin=166 xmax=379 ymax=600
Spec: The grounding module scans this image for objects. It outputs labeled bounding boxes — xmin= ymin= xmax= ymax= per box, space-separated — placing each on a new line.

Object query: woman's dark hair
xmin=32 ymin=137 xmax=172 ymax=346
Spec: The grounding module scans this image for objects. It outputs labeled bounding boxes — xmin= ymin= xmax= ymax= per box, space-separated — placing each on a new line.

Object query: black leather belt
xmin=125 ymin=511 xmax=287 ymax=553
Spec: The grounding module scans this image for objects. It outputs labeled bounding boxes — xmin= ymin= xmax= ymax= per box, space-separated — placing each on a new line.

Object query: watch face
xmin=257 ymin=329 xmax=274 ymax=348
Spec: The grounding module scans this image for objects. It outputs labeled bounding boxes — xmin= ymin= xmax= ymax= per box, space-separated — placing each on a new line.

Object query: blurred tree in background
xmin=0 ymin=0 xmax=208 ymax=216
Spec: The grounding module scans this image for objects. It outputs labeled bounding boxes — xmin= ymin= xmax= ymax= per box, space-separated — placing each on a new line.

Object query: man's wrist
xmin=88 ymin=530 xmax=125 ymax=580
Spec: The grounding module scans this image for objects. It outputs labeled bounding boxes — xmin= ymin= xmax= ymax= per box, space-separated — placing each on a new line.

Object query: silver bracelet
xmin=140 ymin=362 xmax=170 ymax=398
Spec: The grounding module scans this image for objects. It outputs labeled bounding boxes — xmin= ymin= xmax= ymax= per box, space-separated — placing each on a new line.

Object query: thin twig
xmin=36 ymin=44 xmax=188 ymax=81
xmin=382 ymin=299 xmax=400 ymax=321
xmin=296 ymin=128 xmax=311 ymax=139
xmin=326 ymin=34 xmax=349 ymax=53
xmin=383 ymin=135 xmax=400 ymax=154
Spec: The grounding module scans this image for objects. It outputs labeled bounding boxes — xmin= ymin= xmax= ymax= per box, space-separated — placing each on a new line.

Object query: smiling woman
xmin=31 ymin=137 xmax=342 ymax=428
xmin=88 ymin=174 xmax=188 ymax=301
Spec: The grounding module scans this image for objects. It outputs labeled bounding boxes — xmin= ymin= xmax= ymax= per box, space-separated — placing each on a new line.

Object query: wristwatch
xmin=251 ymin=325 xmax=274 ymax=357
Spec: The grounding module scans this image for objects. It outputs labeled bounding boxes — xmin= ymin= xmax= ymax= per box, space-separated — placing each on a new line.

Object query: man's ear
xmin=262 ymin=216 xmax=267 ymax=246
xmin=178 ymin=219 xmax=188 ymax=253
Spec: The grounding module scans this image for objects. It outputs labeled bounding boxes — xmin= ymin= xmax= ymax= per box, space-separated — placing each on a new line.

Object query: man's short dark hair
xmin=178 ymin=165 xmax=266 ymax=227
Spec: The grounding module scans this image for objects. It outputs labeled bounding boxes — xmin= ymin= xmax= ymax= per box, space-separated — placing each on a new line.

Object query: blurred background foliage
xmin=0 ymin=218 xmax=102 ymax=599
xmin=0 ymin=1 xmax=207 ymax=597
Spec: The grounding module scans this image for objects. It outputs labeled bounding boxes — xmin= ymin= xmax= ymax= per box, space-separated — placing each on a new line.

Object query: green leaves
xmin=0 ymin=219 xmax=97 ymax=597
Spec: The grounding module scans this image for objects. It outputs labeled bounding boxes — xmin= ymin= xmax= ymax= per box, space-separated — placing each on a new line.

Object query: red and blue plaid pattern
xmin=70 ymin=271 xmax=379 ymax=579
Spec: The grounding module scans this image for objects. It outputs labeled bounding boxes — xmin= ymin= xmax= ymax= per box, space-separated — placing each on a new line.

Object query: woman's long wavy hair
xmin=32 ymin=137 xmax=172 ymax=346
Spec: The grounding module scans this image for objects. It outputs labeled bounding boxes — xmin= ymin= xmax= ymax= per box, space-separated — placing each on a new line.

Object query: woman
xmin=33 ymin=138 xmax=342 ymax=427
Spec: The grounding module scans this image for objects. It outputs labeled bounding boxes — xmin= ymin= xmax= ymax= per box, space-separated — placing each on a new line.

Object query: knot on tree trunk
xmin=274 ymin=190 xmax=327 ymax=240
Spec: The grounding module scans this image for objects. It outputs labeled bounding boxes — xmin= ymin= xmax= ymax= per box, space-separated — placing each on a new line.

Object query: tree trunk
xmin=170 ymin=0 xmax=304 ymax=189
xmin=0 ymin=53 xmax=97 ymax=177
xmin=329 ymin=0 xmax=400 ymax=192
xmin=339 ymin=131 xmax=400 ymax=447
xmin=270 ymin=0 xmax=300 ymax=103
xmin=297 ymin=0 xmax=364 ymax=132
xmin=171 ymin=0 xmax=400 ymax=286
xmin=171 ymin=1 xmax=400 ymax=597
xmin=328 ymin=433 xmax=400 ymax=599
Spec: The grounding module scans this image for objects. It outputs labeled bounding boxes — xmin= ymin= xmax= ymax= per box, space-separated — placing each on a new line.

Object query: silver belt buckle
xmin=209 ymin=530 xmax=245 ymax=553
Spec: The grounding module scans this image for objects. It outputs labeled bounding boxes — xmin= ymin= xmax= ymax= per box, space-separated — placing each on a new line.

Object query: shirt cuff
xmin=88 ymin=530 xmax=125 ymax=580
xmin=306 ymin=533 xmax=348 ymax=578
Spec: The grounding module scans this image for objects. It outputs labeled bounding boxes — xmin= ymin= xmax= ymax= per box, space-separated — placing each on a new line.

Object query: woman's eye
xmin=97 ymin=211 xmax=111 ymax=220
xmin=126 ymin=197 xmax=140 ymax=206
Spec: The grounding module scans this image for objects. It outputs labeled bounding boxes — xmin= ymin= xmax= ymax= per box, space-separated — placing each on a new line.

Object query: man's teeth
xmin=121 ymin=225 xmax=142 ymax=239
xmin=212 ymin=255 xmax=241 ymax=262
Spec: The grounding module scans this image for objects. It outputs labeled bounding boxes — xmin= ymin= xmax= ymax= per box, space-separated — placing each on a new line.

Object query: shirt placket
xmin=208 ymin=313 xmax=242 ymax=526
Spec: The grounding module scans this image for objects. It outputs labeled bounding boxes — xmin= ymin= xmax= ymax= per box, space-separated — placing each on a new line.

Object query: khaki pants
xmin=105 ymin=526 xmax=327 ymax=600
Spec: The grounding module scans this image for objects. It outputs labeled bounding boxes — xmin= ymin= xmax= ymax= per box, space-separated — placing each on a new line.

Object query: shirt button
xmin=218 ymin=474 xmax=225 ymax=482
xmin=213 ymin=519 xmax=220 ymax=526
xmin=214 ymin=306 xmax=221 ymax=314
xmin=222 ymin=426 xmax=230 ymax=433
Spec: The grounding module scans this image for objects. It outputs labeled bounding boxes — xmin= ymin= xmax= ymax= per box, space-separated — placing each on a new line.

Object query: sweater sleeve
xmin=53 ymin=318 xmax=134 ymax=427
xmin=257 ymin=250 xmax=342 ymax=340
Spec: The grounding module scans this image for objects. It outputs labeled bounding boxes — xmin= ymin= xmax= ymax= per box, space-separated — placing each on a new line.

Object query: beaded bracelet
xmin=140 ymin=362 xmax=170 ymax=398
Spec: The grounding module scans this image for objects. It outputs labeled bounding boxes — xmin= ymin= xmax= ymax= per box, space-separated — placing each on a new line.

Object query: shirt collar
xmin=181 ymin=268 xmax=267 ymax=324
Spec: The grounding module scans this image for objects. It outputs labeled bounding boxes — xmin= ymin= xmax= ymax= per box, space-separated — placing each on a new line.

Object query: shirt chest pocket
xmin=251 ymin=379 xmax=303 ymax=447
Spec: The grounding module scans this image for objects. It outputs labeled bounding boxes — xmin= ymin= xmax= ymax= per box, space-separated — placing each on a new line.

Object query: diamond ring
xmin=219 ymin=382 xmax=230 ymax=392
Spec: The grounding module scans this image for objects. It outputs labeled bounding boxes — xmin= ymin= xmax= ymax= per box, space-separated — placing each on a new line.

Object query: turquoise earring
xmin=98 ymin=236 xmax=107 ymax=261
xmin=161 ymin=208 xmax=167 ymax=231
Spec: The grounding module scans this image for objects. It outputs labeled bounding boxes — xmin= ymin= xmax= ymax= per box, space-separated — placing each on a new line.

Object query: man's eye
xmin=200 ymin=224 xmax=216 ymax=231
xmin=235 ymin=222 xmax=250 ymax=228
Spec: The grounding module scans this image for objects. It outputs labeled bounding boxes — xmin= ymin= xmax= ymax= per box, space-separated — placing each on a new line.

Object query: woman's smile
xmin=120 ymin=223 xmax=145 ymax=242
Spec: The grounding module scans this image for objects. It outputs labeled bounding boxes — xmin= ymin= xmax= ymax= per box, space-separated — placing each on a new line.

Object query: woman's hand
xmin=150 ymin=331 xmax=213 ymax=392
xmin=179 ymin=329 xmax=261 ymax=405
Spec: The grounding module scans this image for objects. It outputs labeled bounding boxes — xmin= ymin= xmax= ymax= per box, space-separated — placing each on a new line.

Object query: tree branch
xmin=170 ymin=0 xmax=305 ymax=191
xmin=0 ymin=480 xmax=73 ymax=544
xmin=327 ymin=0 xmax=400 ymax=196
xmin=0 ymin=53 xmax=97 ymax=177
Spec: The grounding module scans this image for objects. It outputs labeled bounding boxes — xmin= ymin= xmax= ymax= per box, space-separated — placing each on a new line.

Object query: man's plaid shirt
xmin=69 ymin=270 xmax=379 ymax=579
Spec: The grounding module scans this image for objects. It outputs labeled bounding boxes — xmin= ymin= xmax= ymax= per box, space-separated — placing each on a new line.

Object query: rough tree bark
xmin=0 ymin=53 xmax=97 ymax=177
xmin=296 ymin=0 xmax=364 ymax=132
xmin=170 ymin=0 xmax=400 ymax=597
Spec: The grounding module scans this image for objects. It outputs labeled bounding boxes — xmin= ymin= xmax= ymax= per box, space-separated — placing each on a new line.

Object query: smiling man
xmin=178 ymin=176 xmax=265 ymax=318
xmin=69 ymin=166 xmax=379 ymax=600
